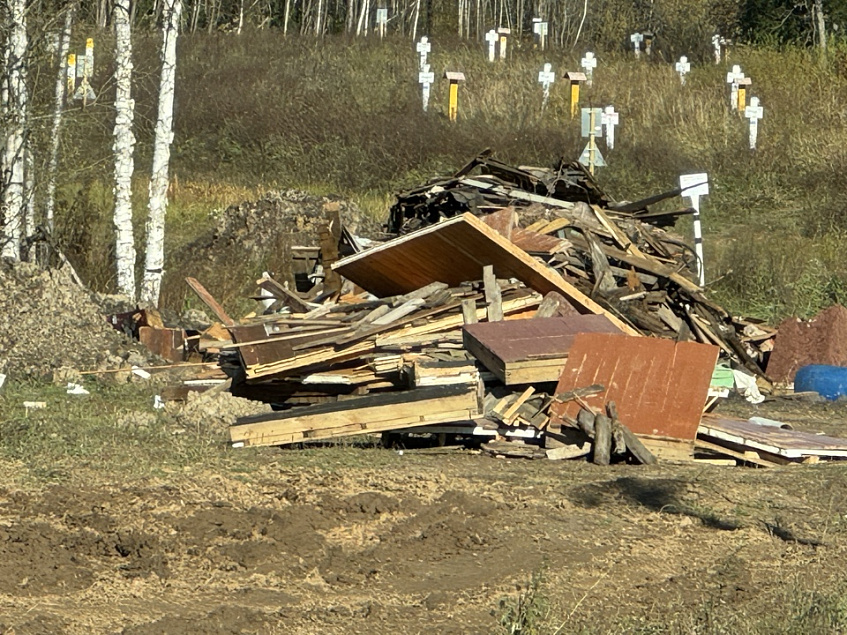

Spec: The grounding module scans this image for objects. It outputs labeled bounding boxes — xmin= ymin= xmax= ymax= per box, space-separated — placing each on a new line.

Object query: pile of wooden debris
xmin=166 ymin=153 xmax=847 ymax=467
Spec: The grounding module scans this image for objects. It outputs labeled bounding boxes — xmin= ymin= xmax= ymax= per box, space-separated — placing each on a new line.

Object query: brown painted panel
xmin=551 ymin=333 xmax=718 ymax=440
xmin=463 ymin=315 xmax=621 ymax=363
xmin=699 ymin=414 xmax=847 ymax=457
xmin=139 ymin=326 xmax=185 ymax=363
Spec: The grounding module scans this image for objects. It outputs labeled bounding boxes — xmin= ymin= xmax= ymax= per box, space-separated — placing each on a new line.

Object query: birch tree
xmin=1 ymin=0 xmax=29 ymax=260
xmin=44 ymin=2 xmax=75 ymax=234
xmin=140 ymin=0 xmax=181 ymax=306
xmin=113 ymin=0 xmax=137 ymax=299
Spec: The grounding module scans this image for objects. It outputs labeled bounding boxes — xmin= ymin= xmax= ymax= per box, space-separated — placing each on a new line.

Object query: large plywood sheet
xmin=333 ymin=213 xmax=637 ymax=335
xmin=551 ymin=333 xmax=719 ymax=440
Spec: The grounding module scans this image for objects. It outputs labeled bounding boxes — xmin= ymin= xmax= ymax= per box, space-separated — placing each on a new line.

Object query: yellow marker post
xmin=565 ymin=71 xmax=586 ymax=119
xmin=497 ymin=27 xmax=510 ymax=60
xmin=736 ymin=77 xmax=751 ymax=114
xmin=67 ymin=53 xmax=76 ymax=95
xmin=444 ymin=71 xmax=465 ymax=122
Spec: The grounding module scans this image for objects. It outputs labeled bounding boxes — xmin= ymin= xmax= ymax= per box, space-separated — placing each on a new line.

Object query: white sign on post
xmin=538 ymin=63 xmax=555 ymax=110
xmin=581 ymin=52 xmax=596 ymax=87
xmin=745 ymin=96 xmax=763 ymax=150
xmin=416 ymin=36 xmax=431 ymax=70
xmin=675 ymin=56 xmax=690 ymax=85
xmin=485 ymin=29 xmax=497 ymax=62
xmin=630 ymin=32 xmax=643 ymax=59
xmin=419 ymin=63 xmax=435 ymax=112
xmin=712 ymin=34 xmax=722 ymax=64
xmin=726 ymin=64 xmax=744 ymax=111
xmin=376 ymin=8 xmax=388 ymax=38
xmin=579 ymin=107 xmax=606 ymax=172
xmin=498 ymin=27 xmax=510 ymax=60
xmin=601 ymin=105 xmax=619 ymax=150
xmin=532 ymin=19 xmax=548 ymax=50
xmin=679 ymin=173 xmax=709 ymax=287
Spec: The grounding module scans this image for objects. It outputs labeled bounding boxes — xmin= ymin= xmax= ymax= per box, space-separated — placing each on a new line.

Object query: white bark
xmin=140 ymin=0 xmax=182 ymax=306
xmin=1 ymin=0 xmax=28 ymax=260
xmin=112 ymin=0 xmax=137 ymax=299
xmin=45 ymin=5 xmax=75 ymax=234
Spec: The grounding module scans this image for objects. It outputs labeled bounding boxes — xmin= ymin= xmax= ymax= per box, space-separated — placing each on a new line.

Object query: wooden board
xmin=698 ymin=414 xmax=847 ymax=459
xmin=333 ymin=213 xmax=637 ymax=335
xmin=551 ymin=334 xmax=719 ymax=440
xmin=463 ymin=315 xmax=621 ymax=385
xmin=230 ymin=385 xmax=482 ymax=448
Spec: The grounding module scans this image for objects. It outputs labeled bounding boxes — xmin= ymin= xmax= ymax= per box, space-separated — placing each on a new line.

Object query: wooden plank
xmin=372 ymin=298 xmax=426 ymax=325
xmin=185 ymin=277 xmax=235 ymax=326
xmin=461 ymin=298 xmax=478 ymax=325
xmin=256 ymin=275 xmax=313 ymax=313
xmin=694 ymin=438 xmax=781 ymax=468
xmin=333 ymin=213 xmax=638 ymax=335
xmin=230 ymin=385 xmax=482 ymax=447
xmin=501 ymin=387 xmax=536 ymax=424
xmin=483 ymin=265 xmax=504 ymax=322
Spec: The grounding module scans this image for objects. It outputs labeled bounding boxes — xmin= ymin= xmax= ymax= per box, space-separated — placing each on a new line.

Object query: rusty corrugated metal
xmin=551 ymin=333 xmax=718 ymax=440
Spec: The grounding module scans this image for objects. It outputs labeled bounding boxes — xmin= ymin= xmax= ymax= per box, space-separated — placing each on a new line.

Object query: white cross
xmin=726 ymin=64 xmax=744 ymax=110
xmin=675 ymin=55 xmax=690 ymax=85
xmin=376 ymin=8 xmax=388 ymax=37
xmin=601 ymin=105 xmax=619 ymax=150
xmin=416 ymin=36 xmax=431 ymax=70
xmin=745 ymin=96 xmax=763 ymax=149
xmin=630 ymin=32 xmax=643 ymax=59
xmin=485 ymin=29 xmax=497 ymax=62
xmin=712 ymin=34 xmax=722 ymax=64
xmin=581 ymin=52 xmax=596 ymax=86
xmin=532 ymin=19 xmax=548 ymax=49
xmin=418 ymin=63 xmax=434 ymax=112
xmin=538 ymin=62 xmax=555 ymax=109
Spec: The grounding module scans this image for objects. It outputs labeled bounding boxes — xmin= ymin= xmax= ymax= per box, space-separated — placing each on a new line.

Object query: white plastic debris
xmin=66 ymin=382 xmax=90 ymax=395
xmin=153 ymin=395 xmax=165 ymax=409
xmin=131 ymin=366 xmax=151 ymax=379
xmin=733 ymin=368 xmax=765 ymax=404
xmin=0 ymin=373 xmax=6 ymax=392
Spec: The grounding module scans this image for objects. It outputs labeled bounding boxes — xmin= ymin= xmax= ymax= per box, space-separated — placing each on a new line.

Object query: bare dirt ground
xmin=1 ymin=392 xmax=847 ymax=635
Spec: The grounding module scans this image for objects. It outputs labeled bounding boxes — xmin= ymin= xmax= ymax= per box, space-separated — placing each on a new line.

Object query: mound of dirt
xmin=169 ymin=190 xmax=386 ymax=308
xmin=0 ymin=261 xmax=146 ymax=379
xmin=767 ymin=304 xmax=847 ymax=382
xmin=171 ymin=387 xmax=271 ymax=434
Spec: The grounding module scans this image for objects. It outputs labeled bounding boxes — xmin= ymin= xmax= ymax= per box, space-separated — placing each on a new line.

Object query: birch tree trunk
xmin=45 ymin=3 xmax=75 ymax=235
xmin=112 ymin=0 xmax=137 ymax=299
xmin=815 ymin=0 xmax=826 ymax=50
xmin=140 ymin=0 xmax=182 ymax=306
xmin=1 ymin=0 xmax=28 ymax=261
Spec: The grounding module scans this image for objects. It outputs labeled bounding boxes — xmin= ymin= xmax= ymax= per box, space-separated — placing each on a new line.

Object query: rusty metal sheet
xmin=699 ymin=414 xmax=847 ymax=459
xmin=551 ymin=333 xmax=719 ymax=440
xmin=463 ymin=315 xmax=620 ymax=364
xmin=138 ymin=326 xmax=185 ymax=363
xmin=333 ymin=213 xmax=637 ymax=335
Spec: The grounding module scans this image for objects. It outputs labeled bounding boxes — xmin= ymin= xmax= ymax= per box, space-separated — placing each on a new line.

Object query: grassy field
xmin=34 ymin=32 xmax=847 ymax=323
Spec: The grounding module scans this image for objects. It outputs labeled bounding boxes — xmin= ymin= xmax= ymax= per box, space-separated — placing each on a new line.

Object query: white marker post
xmin=745 ymin=96 xmax=763 ymax=150
xmin=85 ymin=37 xmax=94 ymax=76
xmin=537 ymin=62 xmax=555 ymax=111
xmin=630 ymin=32 xmax=643 ymax=59
xmin=579 ymin=107 xmax=606 ymax=174
xmin=498 ymin=27 xmax=510 ymax=60
xmin=485 ymin=29 xmax=497 ymax=62
xmin=416 ymin=36 xmax=430 ymax=70
xmin=581 ymin=52 xmax=596 ymax=87
xmin=712 ymin=34 xmax=722 ymax=64
xmin=679 ymin=173 xmax=709 ymax=287
xmin=66 ymin=53 xmax=76 ymax=97
xmin=376 ymin=8 xmax=388 ymax=39
xmin=726 ymin=64 xmax=744 ymax=111
xmin=675 ymin=55 xmax=690 ymax=85
xmin=419 ymin=63 xmax=434 ymax=112
xmin=601 ymin=105 xmax=619 ymax=150
xmin=532 ymin=19 xmax=548 ymax=50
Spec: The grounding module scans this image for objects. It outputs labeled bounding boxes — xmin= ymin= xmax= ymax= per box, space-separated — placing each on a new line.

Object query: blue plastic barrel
xmin=794 ymin=364 xmax=847 ymax=400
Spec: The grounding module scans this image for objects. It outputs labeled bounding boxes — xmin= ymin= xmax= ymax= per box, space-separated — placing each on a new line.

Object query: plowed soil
xmin=2 ymin=399 xmax=847 ymax=634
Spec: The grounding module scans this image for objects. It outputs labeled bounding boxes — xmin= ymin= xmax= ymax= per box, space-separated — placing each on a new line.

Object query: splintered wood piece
xmin=616 ymin=422 xmax=657 ymax=465
xmin=400 ymin=281 xmax=449 ymax=302
xmin=534 ymin=291 xmax=568 ymax=318
xmin=185 ymin=277 xmax=235 ymax=326
xmin=592 ymin=414 xmax=612 ymax=465
xmin=537 ymin=217 xmax=571 ymax=235
xmin=372 ymin=298 xmax=426 ymax=326
xmin=483 ymin=265 xmax=504 ymax=322
xmin=461 ymin=298 xmax=478 ymax=325
xmin=577 ymin=408 xmax=596 ymax=438
xmin=501 ymin=386 xmax=536 ymax=424
xmin=256 ymin=275 xmax=313 ymax=313
xmin=319 ymin=209 xmax=343 ymax=293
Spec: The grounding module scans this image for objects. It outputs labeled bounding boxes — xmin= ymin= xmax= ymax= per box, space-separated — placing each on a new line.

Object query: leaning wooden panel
xmin=230 ymin=385 xmax=483 ymax=448
xmin=550 ymin=333 xmax=719 ymax=440
xmin=333 ymin=212 xmax=638 ymax=335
